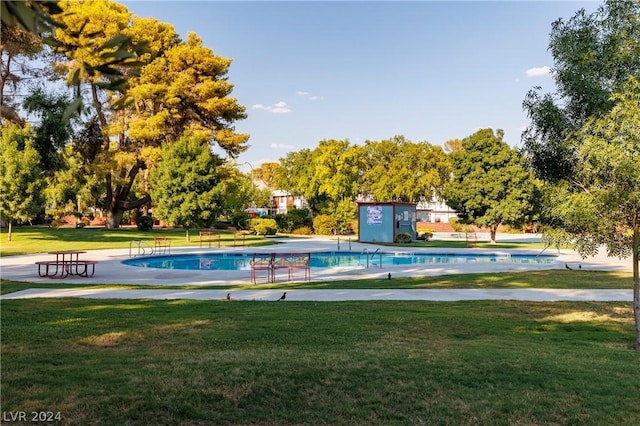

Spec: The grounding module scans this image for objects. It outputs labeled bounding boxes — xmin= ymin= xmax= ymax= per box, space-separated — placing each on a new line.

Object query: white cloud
xmin=526 ymin=66 xmax=552 ymax=77
xmin=270 ymin=143 xmax=295 ymax=150
xmin=296 ymin=90 xmax=323 ymax=101
xmin=251 ymin=101 xmax=292 ymax=114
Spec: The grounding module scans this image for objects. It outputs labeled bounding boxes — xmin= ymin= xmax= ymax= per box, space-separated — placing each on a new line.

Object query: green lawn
xmin=0 ymin=269 xmax=634 ymax=296
xmin=2 ymin=226 xmax=638 ymax=424
xmin=1 ymin=298 xmax=638 ymax=425
xmin=0 ymin=226 xmax=276 ymax=256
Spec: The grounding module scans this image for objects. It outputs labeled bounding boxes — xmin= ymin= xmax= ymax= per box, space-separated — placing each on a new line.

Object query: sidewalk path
xmin=1 ymin=288 xmax=633 ymax=302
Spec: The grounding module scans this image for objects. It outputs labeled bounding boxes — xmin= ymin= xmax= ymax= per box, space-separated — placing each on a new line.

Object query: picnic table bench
xmin=199 ymin=230 xmax=221 ymax=248
xmin=35 ymin=250 xmax=97 ymax=279
xmin=250 ymin=253 xmax=311 ymax=284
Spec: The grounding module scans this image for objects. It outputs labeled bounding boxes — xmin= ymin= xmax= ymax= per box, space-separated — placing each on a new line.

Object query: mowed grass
xmin=0 ymin=226 xmax=276 ymax=256
xmin=1 ymin=298 xmax=639 ymax=425
xmin=2 ymin=227 xmax=638 ymax=424
xmin=0 ymin=269 xmax=634 ymax=296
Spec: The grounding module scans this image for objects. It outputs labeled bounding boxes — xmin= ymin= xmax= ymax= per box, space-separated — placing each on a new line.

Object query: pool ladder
xmin=129 ymin=240 xmax=154 ymax=257
xmin=359 ymin=248 xmax=382 ymax=268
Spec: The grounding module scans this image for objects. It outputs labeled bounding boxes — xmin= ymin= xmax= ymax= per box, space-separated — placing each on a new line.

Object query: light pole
xmin=243 ymin=162 xmax=256 ymax=209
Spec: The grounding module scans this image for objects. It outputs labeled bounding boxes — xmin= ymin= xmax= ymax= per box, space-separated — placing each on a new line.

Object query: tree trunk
xmin=7 ymin=219 xmax=12 ymax=242
xmin=105 ymin=192 xmax=152 ymax=229
xmin=490 ymin=224 xmax=498 ymax=243
xmin=106 ymin=209 xmax=124 ymax=229
xmin=633 ymin=222 xmax=639 ymax=351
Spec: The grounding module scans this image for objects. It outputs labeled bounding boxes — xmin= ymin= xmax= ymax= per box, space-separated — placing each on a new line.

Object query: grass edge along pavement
xmin=1 ymin=298 xmax=639 ymax=425
xmin=0 ymin=270 xmax=635 ymax=296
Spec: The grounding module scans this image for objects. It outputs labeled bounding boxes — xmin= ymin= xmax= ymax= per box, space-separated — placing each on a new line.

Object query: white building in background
xmin=272 ymin=190 xmax=306 ymax=215
xmin=415 ymin=199 xmax=458 ymax=223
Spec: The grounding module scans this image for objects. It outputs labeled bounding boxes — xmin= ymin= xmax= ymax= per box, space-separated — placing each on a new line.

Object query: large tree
xmin=0 ymin=14 xmax=44 ymax=126
xmin=359 ymin=135 xmax=450 ymax=202
xmin=444 ymin=129 xmax=541 ymax=243
xmin=0 ymin=125 xmax=45 ymax=241
xmin=149 ymin=136 xmax=225 ymax=241
xmin=22 ymin=88 xmax=75 ymax=173
xmin=52 ymin=0 xmax=248 ymax=228
xmin=277 ymin=149 xmax=327 ymax=220
xmin=543 ymin=77 xmax=640 ymax=349
xmin=522 ymin=0 xmax=640 ymax=350
xmin=522 ymin=0 xmax=640 ymax=182
xmin=253 ymin=162 xmax=282 ymax=189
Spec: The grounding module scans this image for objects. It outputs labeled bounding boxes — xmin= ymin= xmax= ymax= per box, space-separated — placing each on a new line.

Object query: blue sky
xmin=122 ymin=1 xmax=600 ymax=171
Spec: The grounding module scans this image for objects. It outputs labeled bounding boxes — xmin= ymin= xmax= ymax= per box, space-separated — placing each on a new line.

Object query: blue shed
xmin=357 ymin=202 xmax=417 ymax=243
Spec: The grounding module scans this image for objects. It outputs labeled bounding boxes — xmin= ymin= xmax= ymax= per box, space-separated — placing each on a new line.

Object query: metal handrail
xmin=129 ymin=240 xmax=154 ymax=257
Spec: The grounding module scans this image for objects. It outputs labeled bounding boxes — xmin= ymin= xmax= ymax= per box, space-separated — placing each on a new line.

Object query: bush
xmin=249 ymin=218 xmax=278 ymax=236
xmin=230 ymin=211 xmax=250 ymax=230
xmin=313 ymin=214 xmax=337 ymax=235
xmin=274 ymin=208 xmax=312 ymax=233
xmin=394 ymin=232 xmax=412 ymax=243
xmin=416 ymin=231 xmax=433 ymax=241
xmin=50 ymin=218 xmax=64 ymax=228
xmin=291 ymin=226 xmax=312 ymax=235
xmin=449 ymin=217 xmax=473 ymax=233
xmin=137 ymin=215 xmax=154 ymax=231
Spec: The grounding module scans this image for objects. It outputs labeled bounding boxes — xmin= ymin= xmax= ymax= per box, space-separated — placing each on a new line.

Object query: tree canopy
xmin=444 ymin=129 xmax=540 ymax=243
xmin=48 ymin=0 xmax=249 ymax=228
xmin=522 ymin=0 xmax=640 ymax=182
xmin=541 ymin=77 xmax=640 ymax=348
xmin=149 ymin=136 xmax=225 ymax=238
xmin=0 ymin=125 xmax=45 ymax=241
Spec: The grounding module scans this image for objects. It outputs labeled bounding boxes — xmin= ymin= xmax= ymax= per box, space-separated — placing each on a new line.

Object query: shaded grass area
xmin=1 ymin=270 xmax=633 ymax=295
xmin=0 ymin=226 xmax=277 ymax=256
xmin=1 ymin=298 xmax=638 ymax=425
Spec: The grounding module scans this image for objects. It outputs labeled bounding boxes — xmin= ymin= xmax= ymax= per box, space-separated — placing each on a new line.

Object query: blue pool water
xmin=122 ymin=251 xmax=556 ymax=271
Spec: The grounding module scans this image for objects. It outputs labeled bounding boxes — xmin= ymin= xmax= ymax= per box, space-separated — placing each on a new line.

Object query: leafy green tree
xmin=22 ymin=88 xmax=75 ymax=173
xmin=0 ymin=125 xmax=45 ymax=241
xmin=277 ymin=149 xmax=327 ymax=220
xmin=207 ymin=163 xmax=253 ymax=220
xmin=0 ymin=19 xmax=43 ymax=126
xmin=278 ymin=139 xmax=360 ymax=233
xmin=444 ymin=129 xmax=541 ymax=243
xmin=253 ymin=162 xmax=282 ymax=188
xmin=543 ymin=77 xmax=640 ymax=349
xmin=149 ymin=136 xmax=224 ymax=241
xmin=522 ymin=0 xmax=640 ymax=182
xmin=45 ymin=145 xmax=104 ymax=218
xmin=51 ymin=1 xmax=248 ymax=228
xmin=359 ymin=135 xmax=450 ymax=202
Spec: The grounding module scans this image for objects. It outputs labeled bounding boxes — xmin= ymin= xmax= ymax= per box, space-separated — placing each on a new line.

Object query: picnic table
xmin=35 ymin=250 xmax=97 ymax=279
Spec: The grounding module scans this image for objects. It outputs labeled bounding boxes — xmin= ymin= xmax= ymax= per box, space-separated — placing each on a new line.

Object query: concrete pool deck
xmin=1 ymin=234 xmax=634 ymax=301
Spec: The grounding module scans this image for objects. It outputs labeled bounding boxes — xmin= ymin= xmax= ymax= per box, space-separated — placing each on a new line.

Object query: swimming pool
xmin=122 ymin=251 xmax=556 ymax=271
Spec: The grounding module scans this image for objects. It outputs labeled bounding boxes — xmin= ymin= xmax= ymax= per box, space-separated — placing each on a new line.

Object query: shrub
xmin=291 ymin=226 xmax=312 ymax=235
xmin=394 ymin=232 xmax=412 ymax=243
xmin=137 ymin=215 xmax=154 ymax=231
xmin=50 ymin=218 xmax=64 ymax=228
xmin=249 ymin=218 xmax=277 ymax=236
xmin=275 ymin=209 xmax=312 ymax=233
xmin=449 ymin=217 xmax=473 ymax=233
xmin=230 ymin=211 xmax=250 ymax=230
xmin=313 ymin=214 xmax=337 ymax=235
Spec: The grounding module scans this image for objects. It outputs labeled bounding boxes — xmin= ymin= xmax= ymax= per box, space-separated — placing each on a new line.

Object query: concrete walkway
xmin=1 ymin=234 xmax=634 ymax=301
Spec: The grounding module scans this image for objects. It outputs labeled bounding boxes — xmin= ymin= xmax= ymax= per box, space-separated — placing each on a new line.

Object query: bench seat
xmin=35 ymin=260 xmax=97 ymax=278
